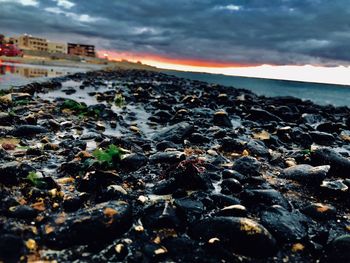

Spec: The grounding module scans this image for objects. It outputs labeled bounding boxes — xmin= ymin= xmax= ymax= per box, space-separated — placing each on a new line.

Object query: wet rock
xmin=213 ymin=110 xmax=232 ymax=127
xmin=169 ymin=160 xmax=213 ymax=191
xmin=261 ymin=205 xmax=308 ymax=242
xmin=190 ymin=217 xmax=277 ymax=258
xmin=0 ymin=161 xmax=35 ymax=185
xmin=320 ymin=179 xmax=348 ymax=194
xmin=142 ymin=202 xmax=181 ymax=229
xmin=0 ymin=234 xmax=25 ymax=262
xmin=155 ymin=141 xmax=178 ymax=151
xmin=152 ymin=122 xmax=194 ymax=143
xmin=310 ymin=131 xmax=335 ymax=145
xmin=232 ymin=156 xmax=262 ymax=177
xmin=189 ymin=133 xmax=210 ymax=144
xmin=326 ymin=235 xmax=350 ymax=263
xmin=215 ymin=204 xmax=247 ymax=217
xmin=311 ymin=148 xmax=350 ymax=178
xmin=248 ymin=108 xmax=282 ymax=122
xmin=246 ymin=139 xmax=270 ymax=158
xmin=0 ymin=112 xmax=15 ymax=126
xmin=280 ymin=164 xmax=330 ymax=185
xmin=302 ymin=203 xmax=336 ymax=220
xmin=174 ymin=197 xmax=204 ymax=223
xmin=150 ymin=151 xmax=185 ymax=164
xmin=120 ymin=153 xmax=148 ymax=171
xmin=209 ymin=193 xmax=241 ymax=208
xmin=220 ymin=137 xmax=244 ymax=152
xmin=8 ymin=205 xmax=38 ymax=219
xmin=45 ymin=200 xmax=132 ymax=248
xmin=243 ymin=189 xmax=289 ymax=209
xmin=220 ymin=178 xmax=243 ymax=194
xmin=10 ymin=125 xmax=48 ymax=137
xmin=222 ymin=169 xmax=245 ymax=181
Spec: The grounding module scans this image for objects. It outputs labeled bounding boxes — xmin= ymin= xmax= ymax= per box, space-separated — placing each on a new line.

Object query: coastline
xmin=0 ymin=69 xmax=350 ymax=262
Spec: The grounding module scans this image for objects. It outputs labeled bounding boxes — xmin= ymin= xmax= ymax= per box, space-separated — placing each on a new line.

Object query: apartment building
xmin=14 ymin=35 xmax=48 ymax=52
xmin=67 ymin=43 xmax=95 ymax=57
xmin=48 ymin=42 xmax=67 ymax=54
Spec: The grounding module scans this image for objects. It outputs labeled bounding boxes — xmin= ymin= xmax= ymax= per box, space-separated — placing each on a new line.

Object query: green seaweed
xmin=114 ymin=94 xmax=125 ymax=107
xmin=92 ymin=144 xmax=124 ymax=167
xmin=26 ymin=171 xmax=46 ymax=188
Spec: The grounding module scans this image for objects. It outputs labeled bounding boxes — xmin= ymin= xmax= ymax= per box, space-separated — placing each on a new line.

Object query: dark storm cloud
xmin=0 ymin=0 xmax=350 ymax=65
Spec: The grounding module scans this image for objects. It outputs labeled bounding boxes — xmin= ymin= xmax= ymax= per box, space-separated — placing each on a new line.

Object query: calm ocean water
xmin=165 ymin=70 xmax=350 ymax=107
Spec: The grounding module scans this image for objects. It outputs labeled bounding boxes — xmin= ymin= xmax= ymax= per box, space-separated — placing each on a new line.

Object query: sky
xmin=1 ymin=0 xmax=350 ymax=84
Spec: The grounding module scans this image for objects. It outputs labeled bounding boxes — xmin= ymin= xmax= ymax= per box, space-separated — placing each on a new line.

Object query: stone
xmin=280 ymin=164 xmax=330 ymax=184
xmin=302 ymin=203 xmax=336 ymax=220
xmin=326 ymin=235 xmax=350 ymax=263
xmin=261 ymin=205 xmax=308 ymax=242
xmin=232 ymin=156 xmax=262 ymax=177
xmin=220 ymin=178 xmax=243 ymax=194
xmin=152 ymin=122 xmax=194 ymax=143
xmin=242 ymin=189 xmax=289 ymax=209
xmin=248 ymin=108 xmax=282 ymax=122
xmin=45 ymin=201 xmax=132 ymax=248
xmin=215 ymin=205 xmax=247 ymax=217
xmin=213 ymin=110 xmax=232 ymax=127
xmin=10 ymin=125 xmax=48 ymax=137
xmin=189 ymin=217 xmax=277 ymax=258
xmin=311 ymin=148 xmax=350 ymax=178
xmin=310 ymin=131 xmax=335 ymax=145
xmin=8 ymin=205 xmax=38 ymax=219
xmin=246 ymin=139 xmax=270 ymax=158
xmin=0 ymin=234 xmax=24 ymax=262
xmin=120 ymin=153 xmax=148 ymax=171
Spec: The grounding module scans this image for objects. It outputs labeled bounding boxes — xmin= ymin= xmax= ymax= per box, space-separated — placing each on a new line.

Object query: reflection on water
xmin=0 ymin=62 xmax=86 ymax=89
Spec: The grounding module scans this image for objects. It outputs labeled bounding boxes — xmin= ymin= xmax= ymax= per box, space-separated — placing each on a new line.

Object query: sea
xmin=165 ymin=70 xmax=350 ymax=107
xmin=0 ymin=62 xmax=349 ymax=107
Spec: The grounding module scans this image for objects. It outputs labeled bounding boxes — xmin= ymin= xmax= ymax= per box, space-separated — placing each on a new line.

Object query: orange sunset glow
xmin=98 ymin=50 xmax=350 ymax=86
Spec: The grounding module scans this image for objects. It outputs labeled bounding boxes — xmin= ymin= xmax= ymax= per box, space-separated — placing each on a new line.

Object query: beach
xmin=0 ymin=69 xmax=350 ymax=262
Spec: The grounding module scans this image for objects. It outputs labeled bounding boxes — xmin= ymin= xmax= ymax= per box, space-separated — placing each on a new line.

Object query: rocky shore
xmin=0 ymin=69 xmax=350 ymax=262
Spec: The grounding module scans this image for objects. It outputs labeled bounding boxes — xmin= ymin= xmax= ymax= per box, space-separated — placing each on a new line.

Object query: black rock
xmin=0 ymin=161 xmax=35 ymax=185
xmin=261 ymin=205 xmax=308 ymax=242
xmin=246 ymin=139 xmax=270 ymax=158
xmin=280 ymin=164 xmax=330 ymax=185
xmin=220 ymin=178 xmax=243 ymax=194
xmin=189 ymin=217 xmax=277 ymax=258
xmin=8 ymin=205 xmax=38 ymax=219
xmin=155 ymin=141 xmax=178 ymax=151
xmin=213 ymin=110 xmax=232 ymax=127
xmin=142 ymin=201 xmax=181 ymax=229
xmin=150 ymin=151 xmax=185 ymax=164
xmin=242 ymin=189 xmax=289 ymax=209
xmin=302 ymin=203 xmax=336 ymax=220
xmin=152 ymin=122 xmax=194 ymax=143
xmin=120 ymin=153 xmax=148 ymax=171
xmin=222 ymin=169 xmax=245 ymax=181
xmin=215 ymin=204 xmax=247 ymax=217
xmin=310 ymin=131 xmax=335 ymax=145
xmin=10 ymin=125 xmax=48 ymax=137
xmin=232 ymin=156 xmax=262 ymax=177
xmin=189 ymin=133 xmax=210 ymax=144
xmin=0 ymin=234 xmax=24 ymax=262
xmin=326 ymin=235 xmax=350 ymax=263
xmin=209 ymin=193 xmax=241 ymax=208
xmin=311 ymin=148 xmax=350 ymax=178
xmin=248 ymin=108 xmax=282 ymax=122
xmin=174 ymin=197 xmax=204 ymax=223
xmin=45 ymin=200 xmax=132 ymax=248
xmin=170 ymin=160 xmax=213 ymax=191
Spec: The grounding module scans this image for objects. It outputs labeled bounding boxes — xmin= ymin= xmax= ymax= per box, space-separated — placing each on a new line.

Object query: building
xmin=67 ymin=43 xmax=95 ymax=57
xmin=0 ymin=34 xmax=4 ymax=45
xmin=48 ymin=42 xmax=67 ymax=54
xmin=15 ymin=35 xmax=48 ymax=52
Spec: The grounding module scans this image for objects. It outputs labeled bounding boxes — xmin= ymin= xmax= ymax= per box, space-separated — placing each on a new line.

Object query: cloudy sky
xmin=1 ymin=0 xmax=350 ymax=84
